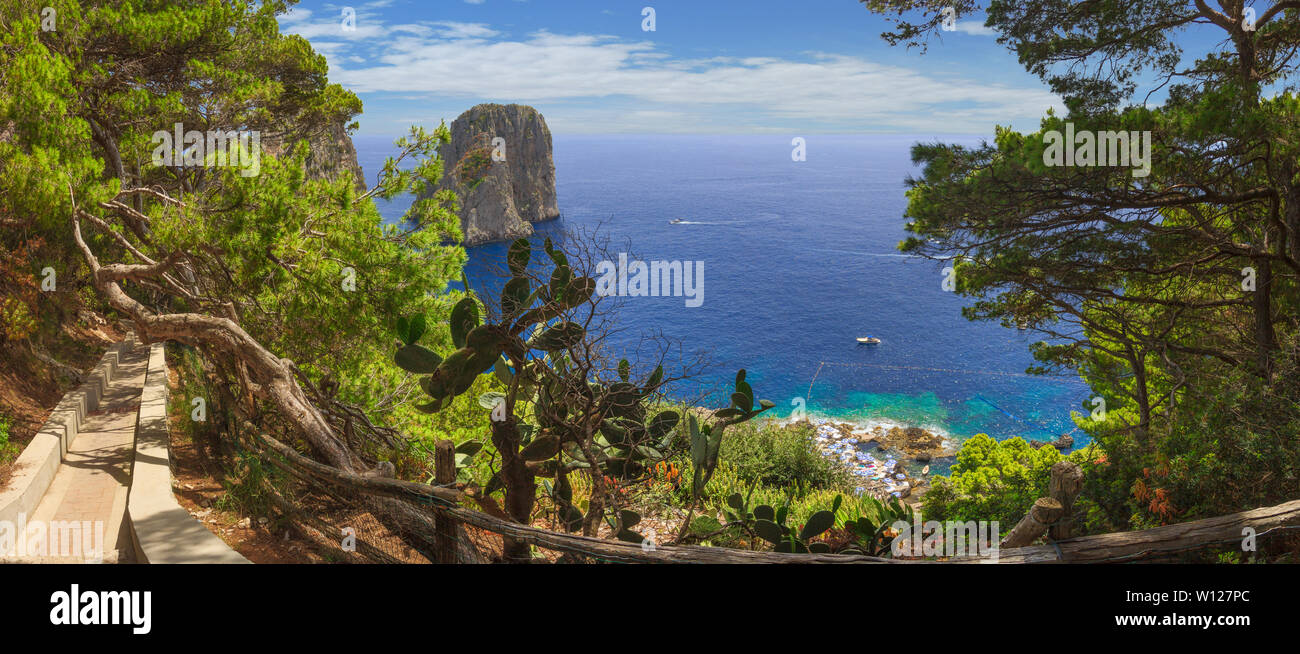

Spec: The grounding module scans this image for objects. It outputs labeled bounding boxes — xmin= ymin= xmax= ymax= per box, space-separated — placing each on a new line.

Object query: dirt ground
xmin=164 ymin=365 xmax=435 ymax=563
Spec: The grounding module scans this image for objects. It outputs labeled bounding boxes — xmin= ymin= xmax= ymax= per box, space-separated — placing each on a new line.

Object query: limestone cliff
xmin=430 ymin=104 xmax=560 ymax=246
xmin=304 ymin=120 xmax=365 ymax=190
xmin=263 ymin=120 xmax=366 ymax=191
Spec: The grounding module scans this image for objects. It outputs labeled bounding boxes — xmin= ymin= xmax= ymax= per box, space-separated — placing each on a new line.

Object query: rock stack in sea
xmin=426 ymin=103 xmax=560 ymax=245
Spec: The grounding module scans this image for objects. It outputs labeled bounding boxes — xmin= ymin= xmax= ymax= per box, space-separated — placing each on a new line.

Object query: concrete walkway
xmin=24 ymin=343 xmax=150 ymax=563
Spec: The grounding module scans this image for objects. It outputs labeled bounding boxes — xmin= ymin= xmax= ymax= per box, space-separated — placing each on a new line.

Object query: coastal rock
xmin=1030 ymin=435 xmax=1074 ymax=452
xmin=428 ymin=103 xmax=560 ymax=246
xmin=262 ymin=119 xmax=366 ymax=190
xmin=300 ymin=120 xmax=365 ymax=189
xmin=876 ymin=426 xmax=956 ymax=461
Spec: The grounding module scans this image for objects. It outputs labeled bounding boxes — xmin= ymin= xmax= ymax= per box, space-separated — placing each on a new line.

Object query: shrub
xmin=0 ymin=412 xmax=18 ymax=465
xmin=215 ymin=449 xmax=280 ymax=517
xmin=922 ymin=433 xmax=1091 ymax=527
xmin=0 ymin=236 xmax=44 ymax=343
xmin=718 ymin=420 xmax=854 ymax=493
xmin=457 ymin=146 xmax=493 ymax=187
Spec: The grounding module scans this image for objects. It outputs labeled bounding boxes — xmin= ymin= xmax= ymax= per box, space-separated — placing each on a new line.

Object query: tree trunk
xmin=1251 ymin=255 xmax=1276 ymax=378
xmin=491 ymin=419 xmax=536 ymax=562
xmin=999 ymin=497 xmax=1063 ymax=549
xmin=1048 ymin=462 xmax=1084 ymax=541
xmin=1127 ymin=343 xmax=1152 ymax=444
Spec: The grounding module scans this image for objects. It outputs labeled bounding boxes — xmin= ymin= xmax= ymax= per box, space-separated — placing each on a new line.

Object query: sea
xmin=355 ymin=133 xmax=1093 ymax=467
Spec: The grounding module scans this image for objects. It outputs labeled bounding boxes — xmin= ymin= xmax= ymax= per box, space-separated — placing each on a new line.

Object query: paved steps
xmin=16 ymin=343 xmax=148 ymax=562
xmin=2 ymin=337 xmax=248 ymax=564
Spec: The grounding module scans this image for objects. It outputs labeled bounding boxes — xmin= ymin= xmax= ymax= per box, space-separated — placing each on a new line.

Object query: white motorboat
xmin=856 ymin=336 xmax=881 ymax=344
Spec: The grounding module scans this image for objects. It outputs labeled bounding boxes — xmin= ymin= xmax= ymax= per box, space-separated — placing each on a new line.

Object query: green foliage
xmin=0 ymin=237 xmax=43 ymax=343
xmin=165 ymin=345 xmax=288 ymax=519
xmin=923 ymin=434 xmax=1071 ymax=526
xmin=857 ymin=1 xmax=1300 ymax=538
xmin=395 ymin=236 xmax=774 ymax=538
xmin=0 ymin=0 xmax=470 ymax=472
xmin=657 ymin=420 xmax=912 ymax=556
xmin=714 ymin=488 xmax=913 ymax=556
xmin=215 ymin=449 xmax=279 ymax=518
xmin=167 ymin=349 xmax=204 ymax=441
xmin=457 ymin=146 xmax=493 ymax=188
xmin=399 ymin=373 xmax=496 ymax=462
xmin=830 ymin=493 xmax=915 ymax=556
xmin=685 ymin=369 xmax=776 ymax=501
xmin=1135 ymin=343 xmax=1300 ymax=521
xmin=718 ymin=420 xmax=855 ymax=492
xmin=670 ymin=420 xmax=856 ymax=521
xmin=0 ymin=412 xmax=18 ymax=465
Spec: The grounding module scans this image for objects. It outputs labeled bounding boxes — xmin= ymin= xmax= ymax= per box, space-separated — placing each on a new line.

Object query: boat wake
xmin=819 ymin=248 xmax=918 ymax=259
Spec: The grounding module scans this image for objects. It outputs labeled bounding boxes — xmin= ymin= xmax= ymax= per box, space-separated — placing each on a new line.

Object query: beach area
xmin=795 ymin=416 xmax=960 ymax=505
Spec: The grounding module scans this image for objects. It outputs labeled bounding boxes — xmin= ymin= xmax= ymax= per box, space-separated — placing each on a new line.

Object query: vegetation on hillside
xmin=862 ymin=0 xmax=1300 ymax=534
xmin=0 ymin=0 xmax=901 ymax=560
xmin=3 ymin=0 xmax=1299 ymax=563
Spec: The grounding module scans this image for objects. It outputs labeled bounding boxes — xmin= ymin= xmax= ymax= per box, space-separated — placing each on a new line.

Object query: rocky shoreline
xmin=803 ymin=419 xmax=959 ymax=503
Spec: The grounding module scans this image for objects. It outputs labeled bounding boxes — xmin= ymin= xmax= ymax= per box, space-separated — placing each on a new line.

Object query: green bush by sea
xmin=919 ymin=433 xmax=1114 ymax=533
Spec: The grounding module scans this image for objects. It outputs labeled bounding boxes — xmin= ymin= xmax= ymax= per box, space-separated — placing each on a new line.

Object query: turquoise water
xmin=356 ymin=133 xmax=1093 ymax=457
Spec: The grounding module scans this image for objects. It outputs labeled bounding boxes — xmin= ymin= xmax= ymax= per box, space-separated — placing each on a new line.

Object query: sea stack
xmin=432 ymin=103 xmax=560 ymax=245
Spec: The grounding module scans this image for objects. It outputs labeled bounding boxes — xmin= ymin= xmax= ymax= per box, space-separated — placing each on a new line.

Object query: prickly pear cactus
xmin=393 ymin=237 xmax=774 ymax=540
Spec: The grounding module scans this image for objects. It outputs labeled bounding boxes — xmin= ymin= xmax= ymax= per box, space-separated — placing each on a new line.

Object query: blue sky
xmin=277 ymin=0 xmax=1228 ymax=136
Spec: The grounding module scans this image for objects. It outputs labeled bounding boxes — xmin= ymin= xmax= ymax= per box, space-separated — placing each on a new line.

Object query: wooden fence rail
xmin=253 ymin=431 xmax=906 ymax=563
xmin=253 ymin=431 xmax=1300 ymax=564
xmin=959 ymin=498 xmax=1300 ymax=563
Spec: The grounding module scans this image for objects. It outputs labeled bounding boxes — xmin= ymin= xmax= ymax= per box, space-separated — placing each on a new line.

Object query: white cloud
xmin=429 ymin=21 xmax=501 ymax=39
xmin=280 ymin=7 xmax=313 ymax=23
xmin=954 ymin=21 xmax=997 ymax=36
xmin=283 ymin=15 xmax=1057 ymax=133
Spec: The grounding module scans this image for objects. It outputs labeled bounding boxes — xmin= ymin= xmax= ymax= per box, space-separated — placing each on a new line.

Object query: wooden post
xmin=434 ymin=439 xmax=459 ymax=564
xmin=999 ymin=497 xmax=1063 ymax=549
xmin=1048 ymin=461 xmax=1084 ymax=541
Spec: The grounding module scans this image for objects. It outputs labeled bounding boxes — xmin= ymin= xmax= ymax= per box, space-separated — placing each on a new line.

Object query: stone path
xmin=24 ymin=343 xmax=150 ymax=563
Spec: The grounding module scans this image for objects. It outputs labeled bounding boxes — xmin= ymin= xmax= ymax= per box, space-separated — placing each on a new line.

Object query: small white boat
xmin=669 ymin=218 xmax=685 ymax=224
xmin=856 ymin=336 xmax=881 ymax=344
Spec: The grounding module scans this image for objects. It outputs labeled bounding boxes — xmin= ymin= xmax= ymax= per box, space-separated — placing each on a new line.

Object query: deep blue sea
xmin=355 ymin=134 xmax=1092 ymax=458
